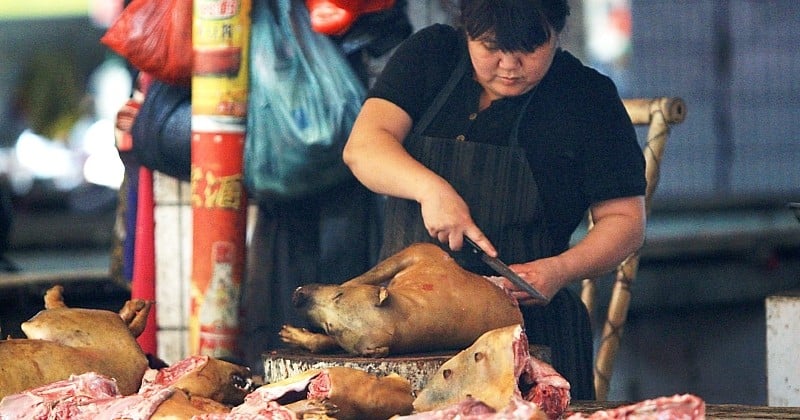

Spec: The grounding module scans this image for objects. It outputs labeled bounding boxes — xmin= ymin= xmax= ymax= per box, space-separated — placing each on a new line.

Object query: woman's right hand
xmin=419 ymin=180 xmax=496 ymax=257
xmin=344 ymin=97 xmax=496 ymax=256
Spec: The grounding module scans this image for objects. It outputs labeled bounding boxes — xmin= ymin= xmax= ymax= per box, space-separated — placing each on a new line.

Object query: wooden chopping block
xmin=263 ymin=345 xmax=551 ymax=392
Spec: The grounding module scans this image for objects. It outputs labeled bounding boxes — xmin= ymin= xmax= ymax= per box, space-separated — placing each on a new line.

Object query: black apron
xmin=380 ymin=51 xmax=596 ymax=400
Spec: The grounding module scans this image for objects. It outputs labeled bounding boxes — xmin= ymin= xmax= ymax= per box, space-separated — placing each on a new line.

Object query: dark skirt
xmin=522 ymin=287 xmax=596 ymax=400
xmin=238 ymin=180 xmax=383 ymax=373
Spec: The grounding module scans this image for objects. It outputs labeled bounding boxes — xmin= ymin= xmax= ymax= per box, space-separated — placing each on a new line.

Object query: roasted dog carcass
xmin=140 ymin=354 xmax=254 ymax=406
xmin=0 ymin=285 xmax=151 ymax=399
xmin=280 ymin=242 xmax=524 ymax=357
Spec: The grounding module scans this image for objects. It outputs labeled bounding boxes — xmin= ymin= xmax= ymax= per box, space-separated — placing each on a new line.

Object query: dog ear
xmin=375 ymin=286 xmax=390 ymax=307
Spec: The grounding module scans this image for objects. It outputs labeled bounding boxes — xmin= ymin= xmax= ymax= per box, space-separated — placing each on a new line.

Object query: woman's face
xmin=467 ymin=32 xmax=558 ymax=102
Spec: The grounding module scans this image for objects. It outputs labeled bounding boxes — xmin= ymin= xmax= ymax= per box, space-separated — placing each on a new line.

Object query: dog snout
xmin=292 ymin=285 xmax=315 ymax=308
xmin=292 ymin=287 xmax=307 ymax=307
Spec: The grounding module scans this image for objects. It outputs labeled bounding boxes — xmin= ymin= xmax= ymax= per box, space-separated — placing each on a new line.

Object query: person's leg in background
xmin=0 ymin=179 xmax=18 ymax=273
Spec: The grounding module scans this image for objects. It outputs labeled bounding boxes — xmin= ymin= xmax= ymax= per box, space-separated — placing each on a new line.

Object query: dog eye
xmin=333 ymin=291 xmax=343 ymax=302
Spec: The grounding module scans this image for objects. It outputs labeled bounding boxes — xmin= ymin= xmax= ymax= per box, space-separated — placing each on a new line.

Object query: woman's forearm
xmin=343 ymin=98 xmax=446 ymax=203
xmin=553 ymin=195 xmax=646 ymax=285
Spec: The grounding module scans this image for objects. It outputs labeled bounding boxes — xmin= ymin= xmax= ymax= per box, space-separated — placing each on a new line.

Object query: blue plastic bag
xmin=244 ymin=0 xmax=366 ymax=202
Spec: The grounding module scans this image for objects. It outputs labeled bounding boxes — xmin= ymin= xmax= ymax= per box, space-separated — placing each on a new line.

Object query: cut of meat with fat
xmin=194 ymin=401 xmax=298 ymax=420
xmin=520 ymin=355 xmax=571 ymax=419
xmin=565 ymin=394 xmax=706 ymax=419
xmin=0 ymin=372 xmax=119 ymax=419
xmin=0 ymin=372 xmax=172 ymax=419
xmin=0 ymin=370 xmax=237 ymax=419
xmin=79 ymin=387 xmax=175 ymax=419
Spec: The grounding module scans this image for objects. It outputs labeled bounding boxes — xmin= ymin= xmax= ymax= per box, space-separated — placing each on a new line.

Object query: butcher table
xmin=569 ymin=400 xmax=800 ymax=419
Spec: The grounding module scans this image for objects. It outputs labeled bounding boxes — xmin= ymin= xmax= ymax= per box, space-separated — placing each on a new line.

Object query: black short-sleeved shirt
xmin=368 ymin=24 xmax=646 ymax=251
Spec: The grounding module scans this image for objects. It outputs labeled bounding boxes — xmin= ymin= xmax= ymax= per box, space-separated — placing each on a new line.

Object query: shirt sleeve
xmin=578 ymin=76 xmax=646 ymax=203
xmin=523 ymin=51 xmax=646 ymax=244
xmin=367 ymin=24 xmax=462 ymax=122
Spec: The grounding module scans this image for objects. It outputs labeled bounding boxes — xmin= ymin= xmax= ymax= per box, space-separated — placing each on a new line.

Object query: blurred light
xmin=89 ymin=0 xmax=124 ymax=28
xmin=81 ymin=119 xmax=125 ymax=189
xmin=90 ymin=58 xmax=133 ymax=122
xmin=0 ymin=0 xmax=88 ymax=20
xmin=15 ymin=129 xmax=82 ymax=190
xmin=584 ymin=0 xmax=632 ymax=63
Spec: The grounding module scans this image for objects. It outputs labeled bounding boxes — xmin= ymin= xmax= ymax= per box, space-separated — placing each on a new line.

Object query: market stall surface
xmin=570 ymin=400 xmax=800 ymax=419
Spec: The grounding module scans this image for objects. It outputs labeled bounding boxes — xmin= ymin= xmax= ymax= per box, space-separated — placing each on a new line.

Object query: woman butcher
xmin=342 ymin=0 xmax=646 ymax=400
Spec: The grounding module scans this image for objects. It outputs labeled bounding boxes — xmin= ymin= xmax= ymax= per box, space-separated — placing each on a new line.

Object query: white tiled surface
xmin=153 ymin=172 xmax=192 ymax=364
xmin=154 ymin=205 xmax=192 ymax=330
xmin=766 ymin=292 xmax=800 ymax=407
xmin=157 ymin=329 xmax=190 ymax=366
xmin=153 ymin=172 xmax=192 ymax=206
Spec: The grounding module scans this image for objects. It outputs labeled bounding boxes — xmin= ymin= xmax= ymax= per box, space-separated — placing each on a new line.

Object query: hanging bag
xmin=244 ymin=0 xmax=366 ymax=202
xmin=101 ymin=0 xmax=193 ymax=86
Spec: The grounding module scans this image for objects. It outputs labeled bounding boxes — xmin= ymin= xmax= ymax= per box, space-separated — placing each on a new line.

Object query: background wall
xmin=626 ymin=1 xmax=799 ymax=205
xmin=599 ymin=1 xmax=800 ymax=404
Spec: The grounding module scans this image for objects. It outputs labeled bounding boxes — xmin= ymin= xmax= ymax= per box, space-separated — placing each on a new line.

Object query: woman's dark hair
xmin=460 ymin=0 xmax=570 ymax=52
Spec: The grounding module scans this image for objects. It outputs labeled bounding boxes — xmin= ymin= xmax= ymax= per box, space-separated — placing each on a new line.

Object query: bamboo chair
xmin=581 ymin=97 xmax=687 ymax=400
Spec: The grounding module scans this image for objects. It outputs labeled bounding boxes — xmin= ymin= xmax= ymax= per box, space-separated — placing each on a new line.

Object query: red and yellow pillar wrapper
xmin=193 ymin=0 xmax=250 ymax=118
xmin=190 ymin=0 xmax=251 ymax=359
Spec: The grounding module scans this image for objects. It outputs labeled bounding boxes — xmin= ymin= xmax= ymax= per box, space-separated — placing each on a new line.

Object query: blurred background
xmin=0 ymin=0 xmax=798 ymax=406
xmin=0 ymin=0 xmax=127 ymax=267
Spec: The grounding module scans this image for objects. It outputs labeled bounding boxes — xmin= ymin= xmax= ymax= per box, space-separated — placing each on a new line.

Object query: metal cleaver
xmin=464 ymin=237 xmax=550 ymax=304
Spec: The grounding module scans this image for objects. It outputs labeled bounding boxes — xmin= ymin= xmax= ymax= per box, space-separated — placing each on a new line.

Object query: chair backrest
xmin=581 ymin=97 xmax=687 ymax=400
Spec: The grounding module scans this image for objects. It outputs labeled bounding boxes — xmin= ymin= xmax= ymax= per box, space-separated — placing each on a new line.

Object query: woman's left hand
xmin=501 ymin=195 xmax=646 ymax=306
xmin=505 ymin=257 xmax=567 ymax=306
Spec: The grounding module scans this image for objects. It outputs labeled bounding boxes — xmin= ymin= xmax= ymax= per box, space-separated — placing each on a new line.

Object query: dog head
xmin=292 ymin=283 xmax=394 ymax=356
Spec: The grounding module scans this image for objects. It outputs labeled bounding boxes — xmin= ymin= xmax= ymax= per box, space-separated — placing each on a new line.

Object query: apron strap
xmin=410 ymin=44 xmax=537 ymax=149
xmin=410 ymin=48 xmax=470 ymax=139
xmin=509 ymin=88 xmax=537 ymax=147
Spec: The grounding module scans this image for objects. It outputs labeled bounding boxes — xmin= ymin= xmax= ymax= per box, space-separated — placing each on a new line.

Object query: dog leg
xmin=43 ymin=285 xmax=68 ymax=309
xmin=119 ymin=299 xmax=153 ymax=338
xmin=279 ymin=325 xmax=340 ymax=353
xmin=343 ymin=243 xmax=439 ymax=286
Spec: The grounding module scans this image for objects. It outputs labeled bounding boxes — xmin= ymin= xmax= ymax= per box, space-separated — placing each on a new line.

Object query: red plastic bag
xmin=306 ymin=0 xmax=395 ymax=35
xmin=101 ymin=0 xmax=192 ymax=86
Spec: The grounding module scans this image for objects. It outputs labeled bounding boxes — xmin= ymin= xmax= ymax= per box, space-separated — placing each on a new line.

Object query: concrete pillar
xmin=766 ymin=291 xmax=800 ymax=406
